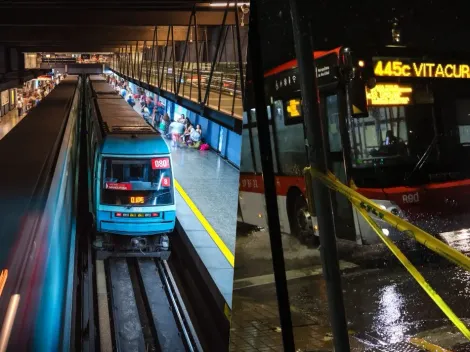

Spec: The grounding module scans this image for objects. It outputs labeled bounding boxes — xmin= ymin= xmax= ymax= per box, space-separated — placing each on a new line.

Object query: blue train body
xmin=85 ymin=75 xmax=175 ymax=258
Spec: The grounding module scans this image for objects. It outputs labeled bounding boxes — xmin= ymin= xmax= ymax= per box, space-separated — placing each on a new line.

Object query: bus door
xmin=321 ymin=92 xmax=356 ymax=242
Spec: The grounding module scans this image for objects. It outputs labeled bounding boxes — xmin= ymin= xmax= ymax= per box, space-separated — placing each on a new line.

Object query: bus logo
xmin=402 ymin=192 xmax=419 ymax=204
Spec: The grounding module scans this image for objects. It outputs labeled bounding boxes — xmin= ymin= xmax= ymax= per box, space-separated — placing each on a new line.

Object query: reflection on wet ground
xmin=230 ymin=224 xmax=470 ymax=351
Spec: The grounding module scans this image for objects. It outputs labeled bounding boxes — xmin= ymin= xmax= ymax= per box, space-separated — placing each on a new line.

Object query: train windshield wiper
xmin=405 ymin=134 xmax=439 ymax=182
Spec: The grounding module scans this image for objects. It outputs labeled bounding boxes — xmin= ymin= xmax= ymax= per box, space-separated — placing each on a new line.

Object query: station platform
xmin=131 ymin=101 xmax=238 ymax=308
xmin=0 ymin=108 xmax=26 ymax=140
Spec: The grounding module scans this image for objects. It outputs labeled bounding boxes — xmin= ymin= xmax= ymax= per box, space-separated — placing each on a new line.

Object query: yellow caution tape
xmin=224 ymin=303 xmax=232 ymax=322
xmin=409 ymin=337 xmax=452 ymax=352
xmin=0 ymin=270 xmax=7 ymax=297
xmin=354 ymin=199 xmax=470 ymax=340
xmin=304 ymin=167 xmax=470 ymax=273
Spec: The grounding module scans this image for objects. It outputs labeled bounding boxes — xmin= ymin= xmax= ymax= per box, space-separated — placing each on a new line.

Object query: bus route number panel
xmin=373 ymin=58 xmax=470 ymax=79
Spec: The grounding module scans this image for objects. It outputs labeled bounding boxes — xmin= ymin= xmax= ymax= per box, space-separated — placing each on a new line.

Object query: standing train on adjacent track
xmin=85 ymin=75 xmax=175 ymax=259
xmin=240 ymin=45 xmax=470 ymax=247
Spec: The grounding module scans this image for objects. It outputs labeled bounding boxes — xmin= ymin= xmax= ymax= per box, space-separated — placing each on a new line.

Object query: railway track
xmin=96 ymin=257 xmax=202 ymax=352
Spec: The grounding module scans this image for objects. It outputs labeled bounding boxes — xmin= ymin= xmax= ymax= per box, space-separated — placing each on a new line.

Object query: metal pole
xmin=124 ymin=45 xmax=128 ymax=76
xmin=139 ymin=40 xmax=146 ymax=82
xmin=248 ymin=1 xmax=295 ymax=351
xmin=177 ymin=10 xmax=194 ymax=96
xmin=193 ymin=9 xmax=202 ymax=103
xmin=289 ymin=1 xmax=350 ymax=350
xmin=159 ymin=26 xmax=171 ymax=89
xmin=204 ymin=26 xmax=209 ymax=66
xmin=234 ymin=2 xmax=246 ymax=103
xmin=203 ymin=4 xmax=229 ymax=106
xmin=133 ymin=40 xmax=138 ymax=78
xmin=154 ymin=27 xmax=160 ymax=86
xmin=171 ymin=26 xmax=177 ymax=93
xmin=120 ymin=47 xmax=123 ymax=72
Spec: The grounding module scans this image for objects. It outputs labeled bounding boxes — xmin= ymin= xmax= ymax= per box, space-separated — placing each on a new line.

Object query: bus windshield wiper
xmin=405 ymin=134 xmax=439 ymax=182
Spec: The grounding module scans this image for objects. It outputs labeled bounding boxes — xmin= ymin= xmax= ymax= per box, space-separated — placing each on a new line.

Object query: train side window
xmin=91 ymin=144 xmax=98 ymax=198
xmin=89 ymin=128 xmax=95 ymax=164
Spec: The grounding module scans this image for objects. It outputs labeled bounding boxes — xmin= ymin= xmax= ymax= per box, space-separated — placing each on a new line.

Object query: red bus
xmin=239 ymin=45 xmax=470 ymax=248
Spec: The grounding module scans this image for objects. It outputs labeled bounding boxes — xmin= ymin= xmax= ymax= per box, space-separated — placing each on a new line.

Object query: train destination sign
xmin=373 ymin=58 xmax=470 ymax=79
xmin=366 ymin=84 xmax=412 ymax=106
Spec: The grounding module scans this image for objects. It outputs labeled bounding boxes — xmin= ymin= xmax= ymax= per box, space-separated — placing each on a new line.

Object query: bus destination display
xmin=373 ymin=58 xmax=470 ymax=79
xmin=366 ymin=84 xmax=412 ymax=106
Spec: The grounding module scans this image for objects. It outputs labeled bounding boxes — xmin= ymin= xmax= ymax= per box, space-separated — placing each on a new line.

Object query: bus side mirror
xmin=350 ymin=75 xmax=369 ymax=118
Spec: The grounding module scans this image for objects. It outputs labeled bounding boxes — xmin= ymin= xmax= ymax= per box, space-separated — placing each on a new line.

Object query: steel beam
xmin=176 ymin=9 xmax=197 ymax=96
xmin=0 ymin=26 xmax=198 ymax=43
xmin=194 ymin=9 xmax=202 ymax=103
xmin=0 ymin=10 xmax=240 ymax=26
xmin=203 ymin=4 xmax=229 ymax=106
xmin=171 ymin=26 xmax=177 ymax=92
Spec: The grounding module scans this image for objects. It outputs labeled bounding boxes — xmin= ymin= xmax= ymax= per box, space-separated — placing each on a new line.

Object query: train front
xmin=94 ymin=137 xmax=175 ymax=259
xmin=347 ymin=50 xmax=470 ymax=249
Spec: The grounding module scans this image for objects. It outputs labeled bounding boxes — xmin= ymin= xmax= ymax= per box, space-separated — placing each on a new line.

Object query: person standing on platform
xmin=17 ymin=97 xmax=23 ymax=117
xmin=168 ymin=117 xmax=185 ymax=147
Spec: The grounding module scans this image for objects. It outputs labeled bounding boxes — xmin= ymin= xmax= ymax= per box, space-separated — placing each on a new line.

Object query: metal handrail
xmin=110 ymin=60 xmax=245 ymax=118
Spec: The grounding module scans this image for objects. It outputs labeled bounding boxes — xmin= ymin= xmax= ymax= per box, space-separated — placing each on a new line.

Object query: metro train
xmin=84 ymin=75 xmax=175 ymax=259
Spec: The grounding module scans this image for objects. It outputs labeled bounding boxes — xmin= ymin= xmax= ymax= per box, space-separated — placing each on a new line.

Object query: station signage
xmin=366 ymin=84 xmax=413 ymax=106
xmin=315 ymin=52 xmax=339 ymax=87
xmin=373 ymin=58 xmax=470 ymax=79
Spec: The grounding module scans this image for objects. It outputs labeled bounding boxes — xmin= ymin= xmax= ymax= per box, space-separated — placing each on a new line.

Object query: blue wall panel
xmin=208 ymin=122 xmax=220 ymax=151
xmin=226 ymin=130 xmax=241 ymax=167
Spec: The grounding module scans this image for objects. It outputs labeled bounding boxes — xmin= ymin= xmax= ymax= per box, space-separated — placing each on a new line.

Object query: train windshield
xmin=101 ymin=157 xmax=174 ymax=206
xmin=349 ymin=80 xmax=470 ymax=187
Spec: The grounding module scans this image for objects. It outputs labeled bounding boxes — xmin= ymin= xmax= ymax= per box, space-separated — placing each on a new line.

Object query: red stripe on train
xmin=239 ymin=174 xmax=306 ymax=196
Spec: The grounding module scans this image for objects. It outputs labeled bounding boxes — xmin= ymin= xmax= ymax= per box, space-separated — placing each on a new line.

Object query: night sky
xmin=254 ymin=0 xmax=470 ymax=72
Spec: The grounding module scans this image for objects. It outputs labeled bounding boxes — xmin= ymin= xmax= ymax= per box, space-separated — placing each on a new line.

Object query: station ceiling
xmin=0 ymin=1 xmax=249 ymax=53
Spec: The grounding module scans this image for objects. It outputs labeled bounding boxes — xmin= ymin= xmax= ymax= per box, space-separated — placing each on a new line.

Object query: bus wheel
xmin=289 ymin=194 xmax=319 ymax=248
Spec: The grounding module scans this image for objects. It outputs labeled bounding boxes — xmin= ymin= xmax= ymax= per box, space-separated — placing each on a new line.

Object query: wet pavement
xmin=230 ymin=224 xmax=470 ymax=351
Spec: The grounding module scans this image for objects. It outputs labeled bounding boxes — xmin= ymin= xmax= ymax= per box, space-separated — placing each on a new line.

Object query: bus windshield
xmin=349 ymin=80 xmax=470 ymax=184
xmin=101 ymin=157 xmax=173 ymax=206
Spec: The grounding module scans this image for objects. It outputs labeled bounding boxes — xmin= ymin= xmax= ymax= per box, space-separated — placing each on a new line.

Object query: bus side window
xmin=272 ymin=99 xmax=308 ymax=176
xmin=326 ymin=95 xmax=342 ymax=152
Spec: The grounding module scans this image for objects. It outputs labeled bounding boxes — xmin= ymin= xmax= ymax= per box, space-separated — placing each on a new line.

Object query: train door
xmin=320 ymin=92 xmax=356 ymax=241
